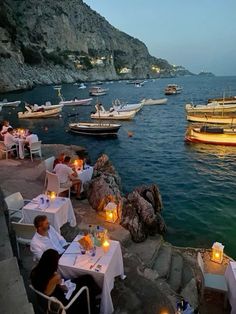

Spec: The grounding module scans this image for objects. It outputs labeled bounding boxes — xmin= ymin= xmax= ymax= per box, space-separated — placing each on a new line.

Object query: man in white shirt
xmin=54 ymin=156 xmax=81 ymax=199
xmin=25 ymin=130 xmax=39 ymax=153
xmin=4 ymin=127 xmax=18 ymax=156
xmin=30 ymin=215 xmax=69 ymax=260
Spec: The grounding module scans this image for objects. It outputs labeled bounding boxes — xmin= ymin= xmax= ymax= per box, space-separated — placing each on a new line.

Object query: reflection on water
xmin=1 ymin=76 xmax=236 ymax=258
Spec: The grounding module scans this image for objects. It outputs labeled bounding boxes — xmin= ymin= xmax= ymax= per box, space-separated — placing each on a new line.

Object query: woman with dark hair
xmin=30 ymin=249 xmax=101 ymax=314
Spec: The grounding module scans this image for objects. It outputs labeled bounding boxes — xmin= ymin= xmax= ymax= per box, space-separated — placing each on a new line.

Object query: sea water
xmin=1 ymin=76 xmax=236 ymax=258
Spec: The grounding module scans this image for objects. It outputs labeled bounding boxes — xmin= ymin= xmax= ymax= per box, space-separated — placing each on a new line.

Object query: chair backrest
xmin=11 ymin=220 xmax=35 ymax=240
xmin=29 ymin=285 xmax=65 ymax=314
xmin=5 ymin=192 xmax=24 ymax=211
xmin=30 ymin=141 xmax=42 ymax=152
xmin=45 ymin=170 xmax=60 ymax=194
xmin=44 ymin=156 xmax=55 ymax=172
xmin=197 ymin=252 xmax=205 ymax=274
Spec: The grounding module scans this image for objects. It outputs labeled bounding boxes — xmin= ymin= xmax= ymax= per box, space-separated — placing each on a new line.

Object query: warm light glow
xmin=211 ymin=242 xmax=224 ymax=264
xmin=214 ymin=252 xmax=220 ymax=258
xmin=102 ymin=239 xmax=110 ymax=253
xmin=50 ymin=191 xmax=56 ymax=200
xmin=74 ymin=160 xmax=78 ymax=167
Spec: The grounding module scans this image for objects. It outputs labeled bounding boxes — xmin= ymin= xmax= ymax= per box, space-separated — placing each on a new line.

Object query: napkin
xmin=64 ymin=280 xmax=76 ymax=300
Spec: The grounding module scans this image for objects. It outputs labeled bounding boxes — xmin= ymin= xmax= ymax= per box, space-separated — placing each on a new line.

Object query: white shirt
xmin=54 ymin=163 xmax=74 ymax=184
xmin=4 ymin=132 xmax=18 ymax=148
xmin=1 ymin=125 xmax=10 ymax=135
xmin=30 ymin=225 xmax=67 ymax=260
xmin=26 ymin=134 xmax=38 ymax=145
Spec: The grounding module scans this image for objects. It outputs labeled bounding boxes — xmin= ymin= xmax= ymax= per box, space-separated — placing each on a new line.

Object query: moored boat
xmin=91 ymin=104 xmax=136 ymax=120
xmin=60 ymin=98 xmax=92 ymax=106
xmin=185 ymin=125 xmax=236 ymax=146
xmin=141 ymin=98 xmax=168 ymax=105
xmin=89 ymin=86 xmax=108 ymax=96
xmin=112 ymin=99 xmax=143 ymax=113
xmin=27 ymin=102 xmax=64 ymax=111
xmin=18 ymin=106 xmax=62 ymax=119
xmin=69 ymin=122 xmax=121 ymax=136
xmin=164 ymin=84 xmax=183 ymax=95
xmin=185 ymin=102 xmax=236 ymax=113
xmin=0 ymin=99 xmax=21 ymax=107
xmin=186 ymin=113 xmax=236 ymax=124
xmin=208 ymin=96 xmax=236 ymax=105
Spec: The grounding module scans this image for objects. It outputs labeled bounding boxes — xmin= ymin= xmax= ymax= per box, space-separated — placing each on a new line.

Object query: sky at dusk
xmin=84 ymin=0 xmax=236 ymax=76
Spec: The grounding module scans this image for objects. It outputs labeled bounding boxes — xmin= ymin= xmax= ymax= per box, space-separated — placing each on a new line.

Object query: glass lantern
xmin=211 ymin=242 xmax=224 ymax=264
xmin=104 ymin=202 xmax=118 ymax=223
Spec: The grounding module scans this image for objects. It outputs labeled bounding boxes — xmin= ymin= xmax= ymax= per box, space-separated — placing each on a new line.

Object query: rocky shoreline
xmin=0 ymin=144 xmax=233 ymax=314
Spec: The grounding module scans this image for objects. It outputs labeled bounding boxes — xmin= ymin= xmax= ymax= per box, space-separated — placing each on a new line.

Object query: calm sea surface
xmin=1 ymin=76 xmax=236 ymax=258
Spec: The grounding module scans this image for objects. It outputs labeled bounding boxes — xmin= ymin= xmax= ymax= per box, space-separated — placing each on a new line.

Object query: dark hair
xmin=7 ymin=127 xmax=13 ymax=132
xmin=64 ymin=156 xmax=71 ymax=163
xmin=30 ymin=249 xmax=60 ymax=292
xmin=34 ymin=215 xmax=47 ymax=228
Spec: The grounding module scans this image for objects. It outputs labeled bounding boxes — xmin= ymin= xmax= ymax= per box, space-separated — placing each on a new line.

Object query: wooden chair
xmin=197 ymin=252 xmax=228 ymax=308
xmin=45 ymin=170 xmax=71 ymax=198
xmin=29 ymin=284 xmax=91 ymax=314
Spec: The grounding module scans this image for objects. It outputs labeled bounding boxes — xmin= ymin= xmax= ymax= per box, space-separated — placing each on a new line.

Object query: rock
xmin=180 ymin=278 xmax=199 ymax=310
xmin=93 ymin=154 xmax=122 ymax=188
xmin=86 ymin=173 xmax=122 ymax=213
xmin=134 ymin=184 xmax=163 ymax=213
xmin=121 ymin=188 xmax=166 ymax=242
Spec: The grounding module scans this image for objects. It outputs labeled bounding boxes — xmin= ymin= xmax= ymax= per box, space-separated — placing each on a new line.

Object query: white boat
xmin=186 ymin=113 xmax=236 ymax=124
xmin=165 ymin=84 xmax=183 ymax=95
xmin=78 ymin=83 xmax=86 ymax=89
xmin=27 ymin=102 xmax=64 ymax=112
xmin=0 ymin=99 xmax=21 ymax=107
xmin=60 ymin=98 xmax=92 ymax=106
xmin=89 ymin=86 xmax=108 ymax=96
xmin=185 ymin=125 xmax=236 ymax=146
xmin=185 ymin=102 xmax=236 ymax=114
xmin=18 ymin=106 xmax=62 ymax=119
xmin=91 ymin=104 xmax=136 ymax=120
xmin=69 ymin=122 xmax=121 ymax=136
xmin=141 ymin=98 xmax=168 ymax=105
xmin=112 ymin=99 xmax=143 ymax=113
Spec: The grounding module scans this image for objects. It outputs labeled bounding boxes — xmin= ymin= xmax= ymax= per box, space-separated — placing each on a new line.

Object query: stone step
xmin=127 ymin=236 xmax=163 ymax=266
xmin=0 ymin=257 xmax=21 ymax=285
xmin=152 ymin=243 xmax=172 ymax=278
xmin=167 ymin=252 xmax=184 ymax=293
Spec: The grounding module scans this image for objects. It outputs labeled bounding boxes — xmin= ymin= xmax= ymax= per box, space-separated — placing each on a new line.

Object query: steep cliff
xmin=0 ymin=0 xmax=190 ymax=92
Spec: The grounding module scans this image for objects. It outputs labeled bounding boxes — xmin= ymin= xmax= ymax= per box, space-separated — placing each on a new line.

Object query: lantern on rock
xmin=211 ymin=242 xmax=224 ymax=264
xmin=104 ymin=202 xmax=118 ymax=223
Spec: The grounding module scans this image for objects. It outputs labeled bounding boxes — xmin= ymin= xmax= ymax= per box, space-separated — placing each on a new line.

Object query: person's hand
xmin=61 ymin=285 xmax=68 ymax=293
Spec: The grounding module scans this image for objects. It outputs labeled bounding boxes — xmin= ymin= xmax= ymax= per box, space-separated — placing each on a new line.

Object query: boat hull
xmin=186 ymin=114 xmax=236 ymax=124
xmin=113 ymin=103 xmax=142 ymax=112
xmin=141 ymin=98 xmax=168 ymax=105
xmin=60 ymin=98 xmax=92 ymax=106
xmin=186 ymin=103 xmax=236 ymax=113
xmin=91 ymin=111 xmax=136 ymax=120
xmin=18 ymin=108 xmax=62 ymax=119
xmin=185 ymin=127 xmax=236 ymax=146
xmin=0 ymin=100 xmax=21 ymax=107
xmin=69 ymin=123 xmax=121 ymax=136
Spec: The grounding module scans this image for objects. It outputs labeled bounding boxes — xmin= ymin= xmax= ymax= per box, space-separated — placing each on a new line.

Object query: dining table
xmin=225 ymin=261 xmax=236 ymax=314
xmin=58 ymin=235 xmax=125 ymax=314
xmin=22 ymin=194 xmax=76 ymax=233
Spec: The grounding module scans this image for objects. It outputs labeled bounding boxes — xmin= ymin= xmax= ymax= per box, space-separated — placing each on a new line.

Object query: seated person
xmin=4 ymin=127 xmax=18 ymax=156
xmin=53 ymin=152 xmax=65 ymax=169
xmin=30 ymin=215 xmax=68 ymax=260
xmin=25 ymin=130 xmax=39 ymax=152
xmin=0 ymin=120 xmax=11 ymax=136
xmin=54 ymin=156 xmax=81 ymax=199
xmin=30 ymin=249 xmax=101 ymax=314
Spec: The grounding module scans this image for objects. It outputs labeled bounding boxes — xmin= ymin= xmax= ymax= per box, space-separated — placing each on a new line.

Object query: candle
xmin=50 ymin=191 xmax=56 ymax=200
xmin=102 ymin=239 xmax=110 ymax=253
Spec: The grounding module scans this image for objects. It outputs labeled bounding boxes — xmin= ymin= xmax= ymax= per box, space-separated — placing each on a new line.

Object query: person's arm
xmin=51 ymin=226 xmax=68 ymax=247
xmin=44 ymin=273 xmax=62 ymax=295
xmin=30 ymin=241 xmax=44 ymax=261
xmin=68 ymin=166 xmax=77 ymax=178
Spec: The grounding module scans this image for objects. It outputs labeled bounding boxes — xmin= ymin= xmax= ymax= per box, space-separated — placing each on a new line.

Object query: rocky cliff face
xmin=0 ymin=0 xmax=190 ymax=92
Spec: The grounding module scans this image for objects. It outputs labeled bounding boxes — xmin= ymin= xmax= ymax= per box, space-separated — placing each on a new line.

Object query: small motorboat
xmin=165 ymin=84 xmax=183 ymax=95
xmin=89 ymin=86 xmax=108 ymax=96
xmin=18 ymin=106 xmax=62 ymax=119
xmin=60 ymin=98 xmax=92 ymax=106
xmin=185 ymin=102 xmax=236 ymax=114
xmin=78 ymin=83 xmax=86 ymax=89
xmin=91 ymin=104 xmax=136 ymax=120
xmin=69 ymin=122 xmax=121 ymax=136
xmin=186 ymin=113 xmax=236 ymax=124
xmin=208 ymin=96 xmax=236 ymax=105
xmin=27 ymin=101 xmax=64 ymax=111
xmin=91 ymin=81 xmax=103 ymax=85
xmin=141 ymin=98 xmax=168 ymax=105
xmin=185 ymin=125 xmax=236 ymax=146
xmin=0 ymin=99 xmax=21 ymax=107
xmin=112 ymin=99 xmax=143 ymax=113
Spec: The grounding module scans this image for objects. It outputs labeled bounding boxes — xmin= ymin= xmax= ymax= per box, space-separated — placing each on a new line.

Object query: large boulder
xmin=121 ymin=185 xmax=166 ymax=242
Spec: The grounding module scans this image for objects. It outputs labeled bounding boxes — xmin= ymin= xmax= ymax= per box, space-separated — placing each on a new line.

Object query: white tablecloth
xmin=18 ymin=139 xmax=25 ymax=159
xmin=225 ymin=261 xmax=236 ymax=314
xmin=22 ymin=195 xmax=76 ymax=233
xmin=77 ymin=166 xmax=93 ymax=192
xmin=58 ymin=235 xmax=124 ymax=314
